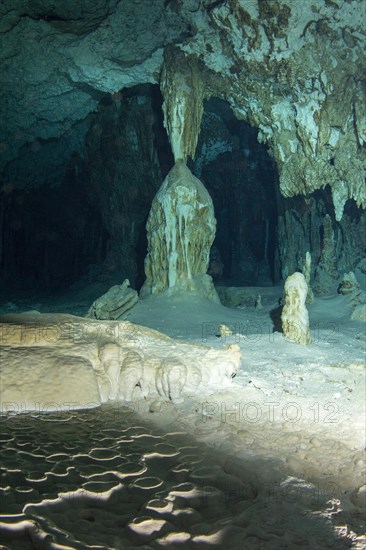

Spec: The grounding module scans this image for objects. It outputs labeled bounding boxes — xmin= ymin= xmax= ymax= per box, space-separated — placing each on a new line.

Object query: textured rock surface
xmin=276 ymin=193 xmax=366 ymax=291
xmin=84 ymin=86 xmax=167 ymax=285
xmin=86 ymin=279 xmax=138 ymax=320
xmin=161 ymin=48 xmax=205 ymax=162
xmin=142 ymin=161 xmax=218 ymax=299
xmin=0 ymin=0 xmax=187 ymax=184
xmin=338 ymin=271 xmax=360 ymax=296
xmin=1 ymin=0 xmax=365 ymax=216
xmin=314 ymin=214 xmax=339 ymax=294
xmin=281 ymin=272 xmax=312 ymax=345
xmin=0 ymin=312 xmax=241 ymax=411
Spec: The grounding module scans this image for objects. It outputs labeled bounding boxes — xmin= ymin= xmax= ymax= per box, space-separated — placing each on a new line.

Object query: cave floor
xmin=0 ymin=287 xmax=365 ymax=548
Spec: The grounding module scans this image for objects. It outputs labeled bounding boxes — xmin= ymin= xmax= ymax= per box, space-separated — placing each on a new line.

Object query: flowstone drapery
xmin=0 ymin=313 xmax=241 ymax=411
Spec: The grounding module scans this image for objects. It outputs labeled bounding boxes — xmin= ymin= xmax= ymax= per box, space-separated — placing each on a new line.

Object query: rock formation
xmin=302 ymin=252 xmax=314 ymax=304
xmin=314 ymin=214 xmax=339 ymax=294
xmin=140 ymin=52 xmax=219 ymax=300
xmin=0 ymin=1 xmax=365 ymax=291
xmin=86 ymin=279 xmax=138 ymax=320
xmin=0 ymin=312 xmax=241 ymax=411
xmin=160 ymin=48 xmax=204 ymax=163
xmin=281 ymin=272 xmax=312 ymax=345
xmin=338 ymin=270 xmax=366 ymax=322
xmin=142 ymin=161 xmax=218 ymax=300
xmin=338 ymin=272 xmax=360 ymax=296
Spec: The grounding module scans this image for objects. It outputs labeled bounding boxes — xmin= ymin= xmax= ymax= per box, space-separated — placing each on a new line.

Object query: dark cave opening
xmin=192 ymin=98 xmax=279 ymax=286
xmin=0 ymin=161 xmax=109 ymax=294
xmin=1 ymin=86 xmax=364 ymax=304
xmin=0 ymin=88 xmax=280 ymax=298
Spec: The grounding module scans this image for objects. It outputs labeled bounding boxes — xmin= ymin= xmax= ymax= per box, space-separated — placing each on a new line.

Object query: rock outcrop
xmin=0 ymin=312 xmax=241 ymax=411
xmin=86 ymin=279 xmax=138 ymax=320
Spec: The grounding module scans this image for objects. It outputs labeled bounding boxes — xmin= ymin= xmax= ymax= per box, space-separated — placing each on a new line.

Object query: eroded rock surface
xmin=1 ymin=0 xmax=365 ymax=218
xmin=0 ymin=312 xmax=241 ymax=411
xmin=281 ymin=272 xmax=312 ymax=345
xmin=86 ymin=279 xmax=138 ymax=320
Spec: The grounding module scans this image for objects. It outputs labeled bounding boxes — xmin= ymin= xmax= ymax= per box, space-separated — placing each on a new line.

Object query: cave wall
xmin=0 ymin=85 xmax=172 ymax=291
xmin=276 ymin=192 xmax=366 ymax=293
xmin=191 ymin=98 xmax=366 ymax=290
xmin=0 ymin=164 xmax=107 ymax=291
xmin=2 ymin=0 xmax=365 ymax=219
xmin=0 ymin=0 xmax=365 ymax=294
xmin=84 ymin=85 xmax=172 ymax=288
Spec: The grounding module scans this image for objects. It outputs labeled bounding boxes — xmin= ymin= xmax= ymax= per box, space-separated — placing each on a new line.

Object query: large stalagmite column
xmin=142 ymin=160 xmax=217 ymax=299
xmin=141 ymin=50 xmax=218 ymax=300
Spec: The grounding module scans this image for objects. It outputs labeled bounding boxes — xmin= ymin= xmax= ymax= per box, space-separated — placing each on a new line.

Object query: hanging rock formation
xmin=160 ymin=48 xmax=205 ymax=163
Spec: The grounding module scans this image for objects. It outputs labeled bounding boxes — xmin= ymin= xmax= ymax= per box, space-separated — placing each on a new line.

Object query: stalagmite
xmin=141 ymin=50 xmax=218 ymax=301
xmin=141 ymin=161 xmax=218 ymax=300
xmin=281 ymin=272 xmax=312 ymax=345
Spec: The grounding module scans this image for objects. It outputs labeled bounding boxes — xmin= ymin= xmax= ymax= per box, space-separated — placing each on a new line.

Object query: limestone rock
xmin=281 ymin=272 xmax=312 ymax=345
xmin=142 ymin=161 xmax=218 ymax=301
xmin=314 ymin=215 xmax=339 ymax=295
xmin=338 ymin=272 xmax=360 ymax=296
xmin=0 ymin=313 xmax=241 ymax=411
xmin=86 ymin=279 xmax=138 ymax=320
xmin=1 ymin=0 xmax=366 ymax=216
xmin=302 ymin=252 xmax=314 ymax=304
xmin=161 ymin=48 xmax=204 ymax=162
xmin=350 ymin=304 xmax=366 ymax=322
xmin=349 ymin=289 xmax=366 ymax=322
xmin=219 ymin=324 xmax=233 ymax=337
xmin=255 ymin=295 xmax=263 ymax=309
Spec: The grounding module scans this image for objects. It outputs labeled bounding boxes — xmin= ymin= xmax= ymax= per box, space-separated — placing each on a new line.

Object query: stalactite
xmin=160 ymin=48 xmax=205 ymax=162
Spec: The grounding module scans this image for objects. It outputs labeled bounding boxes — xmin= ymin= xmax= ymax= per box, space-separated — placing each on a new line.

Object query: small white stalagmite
xmin=281 ymin=272 xmax=312 ymax=345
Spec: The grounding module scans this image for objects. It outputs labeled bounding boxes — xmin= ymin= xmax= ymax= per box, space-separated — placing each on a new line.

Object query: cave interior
xmin=0 ymin=1 xmax=365 ymax=548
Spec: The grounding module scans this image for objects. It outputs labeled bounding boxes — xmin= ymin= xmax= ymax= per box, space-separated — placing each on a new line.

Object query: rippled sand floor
xmin=1 ymin=405 xmax=363 ymax=549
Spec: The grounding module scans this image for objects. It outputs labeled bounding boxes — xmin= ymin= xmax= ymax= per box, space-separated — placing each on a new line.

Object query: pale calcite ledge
xmin=141 ymin=160 xmax=218 ymax=301
xmin=281 ymin=272 xmax=312 ymax=345
xmin=0 ymin=312 xmax=241 ymax=412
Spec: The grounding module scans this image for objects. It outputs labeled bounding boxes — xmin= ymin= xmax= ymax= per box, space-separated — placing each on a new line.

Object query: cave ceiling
xmin=1 ymin=0 xmax=365 ymax=219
